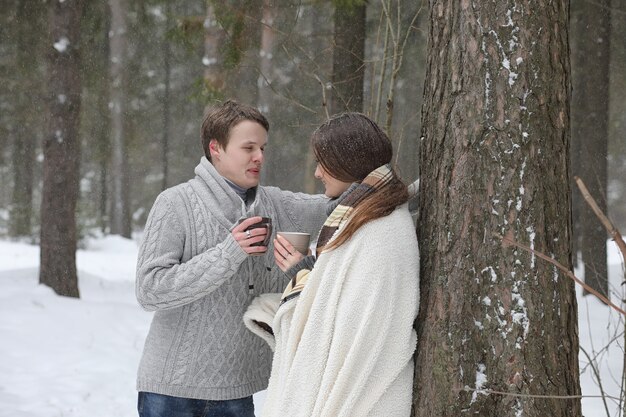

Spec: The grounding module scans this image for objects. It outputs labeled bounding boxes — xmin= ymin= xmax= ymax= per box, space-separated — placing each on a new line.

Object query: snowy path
xmin=0 ymin=237 xmax=623 ymax=417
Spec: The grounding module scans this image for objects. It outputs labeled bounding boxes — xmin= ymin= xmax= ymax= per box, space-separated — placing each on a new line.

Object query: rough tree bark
xmin=571 ymin=0 xmax=610 ymax=298
xmin=413 ymin=0 xmax=581 ymax=416
xmin=39 ymin=0 xmax=84 ymax=298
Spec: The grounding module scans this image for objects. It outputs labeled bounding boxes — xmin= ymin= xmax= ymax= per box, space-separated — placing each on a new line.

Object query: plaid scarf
xmin=279 ymin=164 xmax=395 ymax=306
xmin=315 ymin=163 xmax=394 ymax=257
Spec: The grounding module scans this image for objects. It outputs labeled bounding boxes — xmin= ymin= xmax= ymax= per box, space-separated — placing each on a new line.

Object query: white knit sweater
xmin=245 ymin=204 xmax=420 ymax=416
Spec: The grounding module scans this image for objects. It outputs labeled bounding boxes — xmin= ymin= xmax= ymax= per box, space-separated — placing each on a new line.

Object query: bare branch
xmin=497 ymin=234 xmax=626 ymax=316
xmin=459 ymin=387 xmax=621 ymax=402
xmin=575 ymin=176 xmax=626 ymax=265
xmin=580 ymin=346 xmax=613 ymax=416
xmin=313 ymin=74 xmax=330 ymax=120
xmin=581 ymin=331 xmax=624 ymax=371
xmin=374 ymin=2 xmax=391 ymax=124
xmin=573 ymin=177 xmax=626 ymax=417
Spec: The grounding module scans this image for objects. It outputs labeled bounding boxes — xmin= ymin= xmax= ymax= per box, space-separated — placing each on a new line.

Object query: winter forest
xmin=1 ymin=0 xmax=626 ymax=416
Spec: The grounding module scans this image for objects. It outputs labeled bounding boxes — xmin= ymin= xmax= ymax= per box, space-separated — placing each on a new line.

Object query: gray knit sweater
xmin=136 ymin=157 xmax=328 ymax=400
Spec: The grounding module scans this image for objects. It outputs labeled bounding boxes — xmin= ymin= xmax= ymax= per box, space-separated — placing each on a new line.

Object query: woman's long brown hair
xmin=312 ymin=113 xmax=409 ymax=251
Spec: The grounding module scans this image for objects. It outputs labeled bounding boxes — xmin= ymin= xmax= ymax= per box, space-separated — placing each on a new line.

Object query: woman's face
xmin=314 ymin=162 xmax=352 ymax=198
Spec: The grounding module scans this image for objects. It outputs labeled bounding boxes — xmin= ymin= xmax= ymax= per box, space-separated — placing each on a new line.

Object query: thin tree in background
xmin=108 ymin=0 xmax=131 ymax=237
xmin=329 ymin=0 xmax=366 ymax=114
xmin=365 ymin=0 xmax=423 ymax=179
xmin=413 ymin=0 xmax=581 ymax=415
xmin=257 ymin=0 xmax=276 ymax=185
xmin=303 ymin=2 xmax=324 ymax=193
xmin=608 ymin=3 xmax=626 ymax=231
xmin=203 ymin=0 xmax=263 ymax=104
xmin=161 ymin=2 xmax=172 ymax=191
xmin=228 ymin=0 xmax=263 ymax=106
xmin=81 ymin=0 xmax=111 ymax=233
xmin=9 ymin=1 xmax=42 ymax=238
xmin=96 ymin=37 xmax=111 ymax=233
xmin=40 ymin=0 xmax=84 ymax=297
xmin=257 ymin=0 xmax=275 ymax=116
xmin=571 ymin=0 xmax=611 ymax=298
xmin=203 ymin=1 xmax=226 ymax=99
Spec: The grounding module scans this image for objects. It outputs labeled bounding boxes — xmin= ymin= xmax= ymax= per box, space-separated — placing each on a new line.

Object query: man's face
xmin=210 ymin=120 xmax=268 ymax=189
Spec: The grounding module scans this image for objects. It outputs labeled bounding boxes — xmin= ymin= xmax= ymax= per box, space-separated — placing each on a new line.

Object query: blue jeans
xmin=138 ymin=392 xmax=255 ymax=417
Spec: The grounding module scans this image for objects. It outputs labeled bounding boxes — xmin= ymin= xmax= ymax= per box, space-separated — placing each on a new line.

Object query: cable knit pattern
xmin=183 ymin=183 xmax=209 ymax=251
xmin=171 ymin=301 xmax=202 ymax=386
xmin=136 ymin=157 xmax=328 ymax=401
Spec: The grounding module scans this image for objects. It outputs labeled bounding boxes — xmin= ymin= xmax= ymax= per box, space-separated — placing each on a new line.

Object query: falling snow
xmin=202 ymin=56 xmax=217 ymax=66
xmin=53 ymin=37 xmax=69 ymax=52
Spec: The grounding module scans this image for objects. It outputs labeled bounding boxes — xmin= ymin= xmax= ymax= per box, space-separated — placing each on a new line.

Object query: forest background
xmin=1 ymin=0 xmax=625 ymax=284
xmin=1 ymin=0 xmax=626 ymax=416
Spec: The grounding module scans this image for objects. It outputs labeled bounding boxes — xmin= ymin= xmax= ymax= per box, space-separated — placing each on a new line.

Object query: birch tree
xmin=413 ymin=1 xmax=581 ymax=416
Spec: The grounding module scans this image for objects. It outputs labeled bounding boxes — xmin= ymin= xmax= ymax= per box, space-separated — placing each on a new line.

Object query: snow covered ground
xmin=0 ymin=236 xmax=623 ymax=417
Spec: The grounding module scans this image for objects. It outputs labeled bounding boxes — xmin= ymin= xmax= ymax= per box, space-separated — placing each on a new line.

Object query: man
xmin=135 ymin=100 xmax=328 ymax=417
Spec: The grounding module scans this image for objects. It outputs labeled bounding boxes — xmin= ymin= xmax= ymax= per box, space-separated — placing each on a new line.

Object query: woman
xmin=244 ymin=113 xmax=420 ymax=417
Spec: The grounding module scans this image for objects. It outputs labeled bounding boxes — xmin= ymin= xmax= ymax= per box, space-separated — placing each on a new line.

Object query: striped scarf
xmin=279 ymin=164 xmax=395 ymax=306
xmin=315 ymin=163 xmax=394 ymax=257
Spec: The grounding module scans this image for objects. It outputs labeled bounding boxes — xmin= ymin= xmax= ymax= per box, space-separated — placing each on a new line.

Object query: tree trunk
xmin=571 ymin=0 xmax=610 ymax=298
xmin=9 ymin=1 xmax=39 ymax=238
xmin=257 ymin=0 xmax=276 ymax=185
xmin=93 ymin=3 xmax=111 ymax=233
xmin=608 ymin=0 xmax=626 ymax=232
xmin=108 ymin=0 xmax=131 ymax=238
xmin=413 ymin=1 xmax=581 ymax=416
xmin=204 ymin=2 xmax=227 ymax=100
xmin=97 ymin=34 xmax=111 ymax=233
xmin=10 ymin=125 xmax=35 ymax=237
xmin=304 ymin=4 xmax=326 ymax=194
xmin=330 ymin=1 xmax=366 ymax=114
xmin=40 ymin=0 xmax=84 ymax=298
xmin=161 ymin=2 xmax=171 ymax=191
xmin=257 ymin=0 xmax=275 ymax=116
xmin=229 ymin=0 xmax=262 ymax=106
xmin=205 ymin=0 xmax=263 ymax=105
